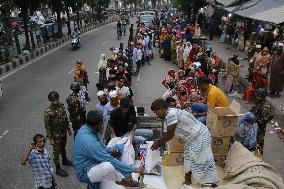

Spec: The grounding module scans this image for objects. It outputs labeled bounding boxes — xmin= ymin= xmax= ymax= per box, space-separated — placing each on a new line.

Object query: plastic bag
xmin=121 ymin=137 xmax=135 ymax=166
xmin=144 ymin=141 xmax=161 ymax=174
xmin=107 ymin=137 xmax=128 ymax=148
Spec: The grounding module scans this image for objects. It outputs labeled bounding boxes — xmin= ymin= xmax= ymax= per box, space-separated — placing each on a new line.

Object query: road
xmin=0 ymin=20 xmax=174 ymax=189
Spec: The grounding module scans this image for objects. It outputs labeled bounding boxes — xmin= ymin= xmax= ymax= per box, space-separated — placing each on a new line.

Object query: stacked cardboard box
xmin=166 ymin=136 xmax=184 ymax=166
xmin=206 ymin=100 xmax=242 ymax=167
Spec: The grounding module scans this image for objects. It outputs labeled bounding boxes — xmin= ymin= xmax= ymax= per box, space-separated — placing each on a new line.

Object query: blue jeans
xmin=191 ymin=103 xmax=207 ymax=124
xmin=122 ymin=129 xmax=153 ymax=156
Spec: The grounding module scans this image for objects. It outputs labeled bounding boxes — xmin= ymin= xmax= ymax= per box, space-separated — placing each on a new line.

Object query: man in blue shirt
xmin=73 ymin=110 xmax=144 ymax=189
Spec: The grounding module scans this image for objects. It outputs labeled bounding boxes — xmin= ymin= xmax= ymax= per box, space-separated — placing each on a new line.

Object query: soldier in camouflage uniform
xmin=44 ymin=91 xmax=73 ymax=177
xmin=66 ymin=82 xmax=85 ymax=138
xmin=250 ymin=88 xmax=273 ymax=156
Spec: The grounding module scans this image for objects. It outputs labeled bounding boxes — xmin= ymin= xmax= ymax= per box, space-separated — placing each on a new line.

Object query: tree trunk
xmin=76 ymin=9 xmax=80 ymax=29
xmin=30 ymin=29 xmax=36 ymax=48
xmin=23 ymin=11 xmax=31 ymax=50
xmin=65 ymin=7 xmax=71 ymax=35
xmin=56 ymin=10 xmax=63 ymax=37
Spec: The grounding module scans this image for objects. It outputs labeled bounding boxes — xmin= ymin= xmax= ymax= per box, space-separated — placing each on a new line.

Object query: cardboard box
xmin=214 ymin=154 xmax=226 ymax=168
xmin=211 ymin=136 xmax=231 ymax=156
xmin=166 ymin=136 xmax=184 ymax=152
xmin=206 ymin=100 xmax=242 ymax=137
xmin=168 ymin=152 xmax=184 ymax=166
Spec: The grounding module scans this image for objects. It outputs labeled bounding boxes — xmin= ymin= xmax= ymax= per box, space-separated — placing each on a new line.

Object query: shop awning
xmin=216 ymin=0 xmax=238 ymax=7
xmin=233 ymin=0 xmax=284 ymax=24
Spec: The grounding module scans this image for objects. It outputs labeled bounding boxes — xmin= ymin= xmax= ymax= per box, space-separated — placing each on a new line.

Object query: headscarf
xmin=239 ymin=112 xmax=256 ymax=125
xmin=98 ymin=54 xmax=107 ymax=70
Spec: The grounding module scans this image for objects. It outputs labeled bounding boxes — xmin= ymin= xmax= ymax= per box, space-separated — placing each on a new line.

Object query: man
xmin=150 ymin=99 xmax=219 ymax=187
xmin=72 ymin=27 xmax=81 ymax=44
xmin=247 ymin=45 xmax=262 ymax=81
xmin=269 ymin=44 xmax=284 ymax=97
xmin=116 ymin=76 xmax=130 ymax=100
xmin=166 ymin=97 xmax=177 ymax=108
xmin=109 ymin=98 xmax=153 ymax=155
xmin=44 ymin=91 xmax=73 ymax=177
xmin=131 ymin=42 xmax=138 ymax=75
xmin=136 ymin=107 xmax=149 ymax=117
xmin=72 ymin=111 xmax=144 ymax=189
xmin=66 ymin=82 xmax=85 ymax=138
xmin=21 ymin=134 xmax=57 ymax=189
xmin=192 ymin=76 xmax=229 ymax=124
xmin=250 ymin=88 xmax=273 ymax=157
xmin=129 ymin=24 xmax=134 ymax=41
xmin=96 ymin=91 xmax=108 ymax=114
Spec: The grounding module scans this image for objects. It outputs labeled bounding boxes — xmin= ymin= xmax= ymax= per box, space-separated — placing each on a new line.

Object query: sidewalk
xmin=205 ymin=34 xmax=284 ymax=126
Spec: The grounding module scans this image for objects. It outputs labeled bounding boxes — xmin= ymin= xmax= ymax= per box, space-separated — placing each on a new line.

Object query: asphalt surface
xmin=0 ymin=20 xmax=174 ymax=189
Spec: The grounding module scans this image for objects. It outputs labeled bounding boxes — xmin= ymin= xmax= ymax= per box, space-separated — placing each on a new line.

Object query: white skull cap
xmin=256 ymin=45 xmax=261 ymax=48
xmin=97 ymin=91 xmax=105 ymax=97
xmin=109 ymin=90 xmax=118 ymax=98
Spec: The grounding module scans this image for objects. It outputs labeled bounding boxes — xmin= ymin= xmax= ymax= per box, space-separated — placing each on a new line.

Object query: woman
xmin=234 ymin=112 xmax=258 ymax=151
xmin=162 ymin=69 xmax=177 ymax=89
xmin=183 ymin=42 xmax=192 ymax=68
xmin=177 ymin=70 xmax=185 ymax=81
xmin=175 ymin=85 xmax=190 ymax=109
xmin=98 ymin=54 xmax=107 ymax=86
xmin=176 ymin=41 xmax=184 ymax=69
xmin=224 ymin=57 xmax=240 ymax=93
xmin=161 ymin=35 xmax=172 ymax=61
xmin=151 ymin=99 xmax=219 ymax=187
xmin=171 ymin=36 xmax=177 ymax=64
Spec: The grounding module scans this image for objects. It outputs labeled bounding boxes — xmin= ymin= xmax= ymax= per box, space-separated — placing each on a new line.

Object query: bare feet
xmin=115 ymin=178 xmax=139 ymax=187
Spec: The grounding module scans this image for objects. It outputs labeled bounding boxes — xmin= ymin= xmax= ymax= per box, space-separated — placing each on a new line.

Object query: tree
xmin=70 ymin=0 xmax=85 ymax=29
xmin=0 ymin=1 xmax=14 ymax=62
xmin=14 ymin=0 xmax=41 ymax=50
xmin=172 ymin=0 xmax=207 ymax=20
xmin=47 ymin=0 xmax=64 ymax=37
xmin=63 ymin=0 xmax=72 ymax=35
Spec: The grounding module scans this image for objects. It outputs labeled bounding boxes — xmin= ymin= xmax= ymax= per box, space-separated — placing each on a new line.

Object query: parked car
xmin=139 ymin=14 xmax=154 ymax=27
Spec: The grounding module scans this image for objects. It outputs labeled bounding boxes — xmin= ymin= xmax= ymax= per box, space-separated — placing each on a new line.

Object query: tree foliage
xmin=171 ymin=0 xmax=207 ymax=18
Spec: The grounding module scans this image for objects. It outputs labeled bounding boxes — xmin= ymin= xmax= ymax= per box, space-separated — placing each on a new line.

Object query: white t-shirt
xmin=137 ymin=49 xmax=143 ymax=61
xmin=165 ymin=108 xmax=205 ymax=142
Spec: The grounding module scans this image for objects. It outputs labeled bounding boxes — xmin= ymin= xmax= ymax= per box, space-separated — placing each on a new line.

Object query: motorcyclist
xmin=72 ymin=28 xmax=81 ymax=44
xmin=117 ymin=21 xmax=122 ymax=36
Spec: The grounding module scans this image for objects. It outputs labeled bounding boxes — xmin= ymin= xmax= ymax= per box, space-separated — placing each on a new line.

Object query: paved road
xmin=0 ymin=20 xmax=174 ymax=189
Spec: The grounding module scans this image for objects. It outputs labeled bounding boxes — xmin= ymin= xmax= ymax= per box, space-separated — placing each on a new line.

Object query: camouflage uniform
xmin=66 ymin=92 xmax=84 ymax=137
xmin=250 ymin=100 xmax=273 ymax=155
xmin=44 ymin=103 xmax=70 ymax=166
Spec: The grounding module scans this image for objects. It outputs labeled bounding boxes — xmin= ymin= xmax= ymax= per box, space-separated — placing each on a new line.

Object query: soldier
xmin=44 ymin=91 xmax=73 ymax=177
xmin=66 ymin=82 xmax=85 ymax=138
xmin=250 ymin=88 xmax=273 ymax=157
xmin=246 ymin=44 xmax=262 ymax=81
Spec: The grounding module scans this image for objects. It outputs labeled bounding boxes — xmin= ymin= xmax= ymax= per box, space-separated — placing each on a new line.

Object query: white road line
xmin=94 ymin=71 xmax=99 ymax=74
xmin=0 ymin=22 xmax=113 ymax=80
xmin=0 ymin=136 xmax=2 ymax=139
xmin=2 ymin=130 xmax=9 ymax=136
xmin=68 ymin=68 xmax=75 ymax=75
xmin=102 ymin=42 xmax=106 ymax=45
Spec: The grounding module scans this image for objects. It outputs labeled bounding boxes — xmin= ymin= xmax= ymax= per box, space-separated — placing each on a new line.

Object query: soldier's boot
xmin=61 ymin=150 xmax=73 ymax=166
xmin=56 ymin=165 xmax=69 ymax=177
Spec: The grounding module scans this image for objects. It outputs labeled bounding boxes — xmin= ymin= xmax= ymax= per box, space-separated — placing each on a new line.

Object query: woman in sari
xmin=162 ymin=69 xmax=176 ymax=89
xmin=161 ymin=35 xmax=172 ymax=61
xmin=171 ymin=36 xmax=177 ymax=64
xmin=176 ymin=41 xmax=184 ymax=69
xmin=224 ymin=57 xmax=240 ymax=93
xmin=175 ymin=85 xmax=190 ymax=109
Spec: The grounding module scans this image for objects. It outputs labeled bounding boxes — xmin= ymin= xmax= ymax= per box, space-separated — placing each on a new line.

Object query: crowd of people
xmin=19 ymin=10 xmax=277 ymax=189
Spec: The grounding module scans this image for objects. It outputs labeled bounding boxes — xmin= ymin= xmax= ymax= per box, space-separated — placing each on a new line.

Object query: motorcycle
xmin=121 ymin=25 xmax=126 ymax=36
xmin=71 ymin=37 xmax=80 ymax=50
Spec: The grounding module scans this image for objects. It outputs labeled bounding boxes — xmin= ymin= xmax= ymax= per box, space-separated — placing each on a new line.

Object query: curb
xmin=0 ymin=18 xmax=114 ymax=77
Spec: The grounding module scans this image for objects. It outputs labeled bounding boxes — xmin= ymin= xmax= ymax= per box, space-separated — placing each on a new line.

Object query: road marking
xmin=0 ymin=136 xmax=2 ymax=139
xmin=2 ymin=130 xmax=9 ymax=136
xmin=135 ymin=70 xmax=141 ymax=86
xmin=68 ymin=68 xmax=75 ymax=75
xmin=94 ymin=71 xmax=99 ymax=74
xmin=0 ymin=22 xmax=114 ymax=80
xmin=102 ymin=42 xmax=106 ymax=45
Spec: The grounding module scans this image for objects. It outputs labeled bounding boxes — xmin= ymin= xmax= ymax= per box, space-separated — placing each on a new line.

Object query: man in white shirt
xmin=116 ymin=77 xmax=130 ymax=100
xmin=137 ymin=45 xmax=143 ymax=69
